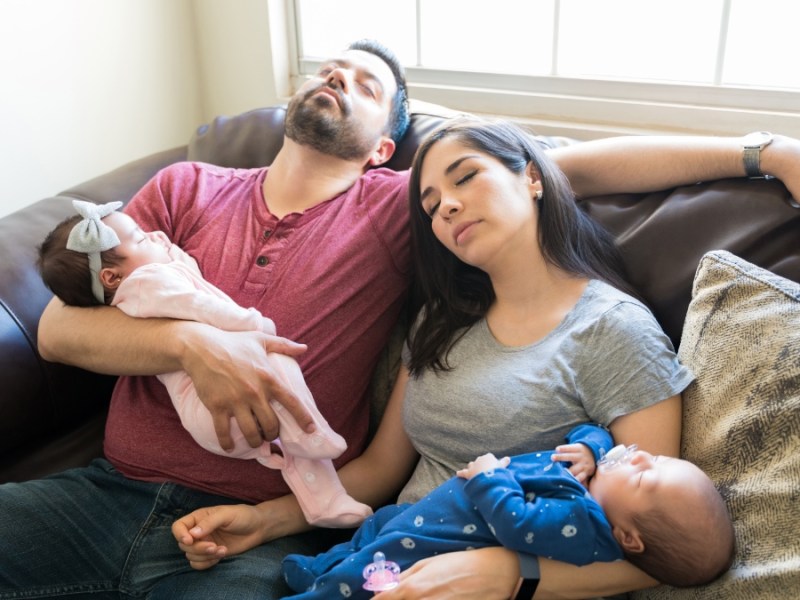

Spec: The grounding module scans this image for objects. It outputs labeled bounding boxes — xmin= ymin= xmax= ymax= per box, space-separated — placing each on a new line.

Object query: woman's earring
xmin=535 ymin=190 xmax=543 ymax=200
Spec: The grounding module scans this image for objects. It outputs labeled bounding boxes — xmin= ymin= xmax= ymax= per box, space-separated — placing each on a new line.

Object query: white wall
xmin=193 ymin=0 xmax=289 ymax=119
xmin=0 ymin=0 xmax=291 ymax=219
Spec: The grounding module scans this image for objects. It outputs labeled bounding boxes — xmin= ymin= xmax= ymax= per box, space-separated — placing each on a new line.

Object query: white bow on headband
xmin=66 ymin=200 xmax=123 ymax=303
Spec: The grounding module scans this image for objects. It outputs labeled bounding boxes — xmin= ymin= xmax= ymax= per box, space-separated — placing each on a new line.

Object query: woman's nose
xmin=439 ymin=197 xmax=461 ymax=219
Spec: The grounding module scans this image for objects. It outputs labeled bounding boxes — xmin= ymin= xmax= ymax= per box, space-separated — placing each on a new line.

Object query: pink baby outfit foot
xmin=267 ymin=352 xmax=347 ymax=460
xmin=265 ymin=451 xmax=373 ymax=528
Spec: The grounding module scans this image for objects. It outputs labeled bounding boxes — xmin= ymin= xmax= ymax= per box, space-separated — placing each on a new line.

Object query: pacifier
xmin=597 ymin=443 xmax=638 ymax=469
xmin=363 ymin=551 xmax=401 ymax=592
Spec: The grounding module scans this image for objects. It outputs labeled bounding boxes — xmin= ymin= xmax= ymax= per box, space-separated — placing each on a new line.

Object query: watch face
xmin=743 ymin=131 xmax=773 ymax=148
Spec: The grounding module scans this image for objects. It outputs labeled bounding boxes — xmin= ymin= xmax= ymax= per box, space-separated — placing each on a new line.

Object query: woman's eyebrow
xmin=445 ymin=155 xmax=478 ymax=175
xmin=420 ymin=155 xmax=478 ymax=202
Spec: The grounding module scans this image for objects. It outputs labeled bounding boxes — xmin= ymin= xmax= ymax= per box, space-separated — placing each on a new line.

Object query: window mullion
xmin=714 ymin=0 xmax=732 ymax=86
xmin=551 ymin=0 xmax=560 ymax=77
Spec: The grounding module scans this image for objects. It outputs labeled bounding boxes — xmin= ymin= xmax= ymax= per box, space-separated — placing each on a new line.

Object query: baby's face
xmin=588 ymin=448 xmax=706 ymax=528
xmin=104 ymin=212 xmax=172 ymax=277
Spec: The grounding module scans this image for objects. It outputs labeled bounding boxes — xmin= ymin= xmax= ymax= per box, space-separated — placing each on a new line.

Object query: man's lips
xmin=312 ymin=86 xmax=343 ymax=108
xmin=453 ymin=220 xmax=479 ymax=246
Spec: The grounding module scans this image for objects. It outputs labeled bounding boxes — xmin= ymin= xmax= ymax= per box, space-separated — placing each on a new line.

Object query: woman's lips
xmin=453 ymin=220 xmax=479 ymax=246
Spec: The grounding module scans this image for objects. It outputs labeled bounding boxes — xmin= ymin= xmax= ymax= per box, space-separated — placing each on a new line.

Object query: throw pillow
xmin=631 ymin=250 xmax=800 ymax=599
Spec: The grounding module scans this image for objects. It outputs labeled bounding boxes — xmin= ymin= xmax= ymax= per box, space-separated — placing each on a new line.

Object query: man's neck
xmin=263 ymin=137 xmax=369 ymax=218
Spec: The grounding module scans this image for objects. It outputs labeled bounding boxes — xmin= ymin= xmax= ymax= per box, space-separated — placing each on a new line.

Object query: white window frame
xmin=279 ymin=1 xmax=800 ymax=140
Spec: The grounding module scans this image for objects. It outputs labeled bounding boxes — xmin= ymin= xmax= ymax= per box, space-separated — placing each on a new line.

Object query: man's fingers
xmin=264 ymin=379 xmax=315 ymax=435
xmin=210 ymin=412 xmax=235 ymax=451
xmin=230 ymin=406 xmax=270 ymax=448
xmin=262 ymin=334 xmax=307 ymax=357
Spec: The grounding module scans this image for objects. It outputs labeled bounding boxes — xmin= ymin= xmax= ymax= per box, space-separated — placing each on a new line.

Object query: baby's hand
xmin=552 ymin=443 xmax=595 ymax=485
xmin=457 ymin=453 xmax=511 ymax=480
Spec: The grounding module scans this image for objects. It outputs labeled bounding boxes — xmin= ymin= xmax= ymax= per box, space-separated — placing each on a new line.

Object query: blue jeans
xmin=0 ymin=459 xmax=347 ymax=599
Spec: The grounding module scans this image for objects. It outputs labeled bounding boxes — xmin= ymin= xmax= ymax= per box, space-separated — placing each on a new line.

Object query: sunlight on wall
xmin=0 ymin=0 xmax=202 ymax=217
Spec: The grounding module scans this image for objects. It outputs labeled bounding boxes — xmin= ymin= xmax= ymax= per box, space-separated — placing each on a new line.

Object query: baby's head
xmin=38 ymin=201 xmax=171 ymax=306
xmin=588 ymin=446 xmax=734 ymax=587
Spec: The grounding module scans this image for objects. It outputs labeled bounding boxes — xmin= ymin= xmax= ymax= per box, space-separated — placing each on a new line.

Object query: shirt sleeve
xmin=578 ymin=301 xmax=695 ymax=426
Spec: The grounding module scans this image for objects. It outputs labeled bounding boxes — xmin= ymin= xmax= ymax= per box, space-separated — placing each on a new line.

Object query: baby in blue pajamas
xmin=282 ymin=423 xmax=620 ymax=598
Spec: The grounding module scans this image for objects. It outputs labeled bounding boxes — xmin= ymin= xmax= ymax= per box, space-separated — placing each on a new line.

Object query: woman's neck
xmin=486 ymin=258 xmax=589 ymax=347
xmin=263 ymin=138 xmax=369 ymax=218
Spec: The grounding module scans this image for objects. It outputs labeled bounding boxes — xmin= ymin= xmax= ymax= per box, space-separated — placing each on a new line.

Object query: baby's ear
xmin=612 ymin=525 xmax=645 ymax=554
xmin=99 ymin=267 xmax=123 ymax=291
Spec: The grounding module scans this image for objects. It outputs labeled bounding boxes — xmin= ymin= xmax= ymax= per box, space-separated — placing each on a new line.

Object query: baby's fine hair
xmin=626 ymin=477 xmax=735 ymax=587
xmin=37 ymin=215 xmax=122 ymax=307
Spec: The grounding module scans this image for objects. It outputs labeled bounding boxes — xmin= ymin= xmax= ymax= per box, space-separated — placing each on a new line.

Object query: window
xmin=289 ymin=0 xmax=800 ymax=139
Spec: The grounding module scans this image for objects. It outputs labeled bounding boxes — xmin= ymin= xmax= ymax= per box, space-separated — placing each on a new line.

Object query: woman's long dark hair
xmin=407 ymin=119 xmax=634 ymax=376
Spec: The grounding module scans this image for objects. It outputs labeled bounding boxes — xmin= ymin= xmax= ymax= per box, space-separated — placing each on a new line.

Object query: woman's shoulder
xmin=575 ymin=280 xmax=667 ymax=342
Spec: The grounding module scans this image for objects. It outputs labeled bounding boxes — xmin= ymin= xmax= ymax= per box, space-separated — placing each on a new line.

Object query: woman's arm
xmin=376 ymin=547 xmax=657 ymax=600
xmin=337 ymin=366 xmax=420 ymax=507
xmin=377 ymin=396 xmax=682 ymax=598
xmin=609 ymin=394 xmax=682 ymax=457
xmin=549 ymin=133 xmax=800 ymax=200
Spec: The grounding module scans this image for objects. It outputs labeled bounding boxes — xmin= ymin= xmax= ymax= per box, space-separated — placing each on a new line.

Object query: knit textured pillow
xmin=631 ymin=250 xmax=800 ymax=599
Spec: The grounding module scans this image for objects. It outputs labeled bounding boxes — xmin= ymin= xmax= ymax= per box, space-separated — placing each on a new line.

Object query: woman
xmin=173 ymin=118 xmax=692 ymax=598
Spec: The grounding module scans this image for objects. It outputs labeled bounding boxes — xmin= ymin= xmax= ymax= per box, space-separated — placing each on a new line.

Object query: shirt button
xmin=256 ymin=256 xmax=269 ymax=267
xmin=263 ymin=229 xmax=272 ymax=239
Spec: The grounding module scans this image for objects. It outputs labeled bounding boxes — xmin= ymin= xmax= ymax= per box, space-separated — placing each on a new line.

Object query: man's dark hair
xmin=347 ymin=39 xmax=410 ymax=143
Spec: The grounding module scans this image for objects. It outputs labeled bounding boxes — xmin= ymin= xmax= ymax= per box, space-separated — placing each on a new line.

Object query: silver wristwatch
xmin=742 ymin=131 xmax=773 ymax=178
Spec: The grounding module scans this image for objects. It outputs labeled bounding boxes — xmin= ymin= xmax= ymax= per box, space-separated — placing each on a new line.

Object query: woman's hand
xmin=375 ymin=548 xmax=519 ymax=600
xmin=171 ymin=504 xmax=269 ymax=570
xmin=171 ymin=495 xmax=311 ymax=571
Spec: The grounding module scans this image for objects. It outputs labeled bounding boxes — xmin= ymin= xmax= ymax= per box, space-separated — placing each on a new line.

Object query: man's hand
xmin=763 ymin=134 xmax=800 ymax=203
xmin=179 ymin=323 xmax=313 ymax=449
xmin=551 ymin=442 xmax=596 ymax=484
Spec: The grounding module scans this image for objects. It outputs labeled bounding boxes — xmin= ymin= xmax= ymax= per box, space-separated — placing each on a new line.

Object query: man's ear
xmin=99 ymin=267 xmax=124 ymax=291
xmin=612 ymin=524 xmax=645 ymax=554
xmin=367 ymin=136 xmax=396 ymax=167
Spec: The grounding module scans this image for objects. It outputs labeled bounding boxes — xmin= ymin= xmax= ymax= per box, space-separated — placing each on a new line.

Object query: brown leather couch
xmin=1 ymin=105 xmax=799 ymax=484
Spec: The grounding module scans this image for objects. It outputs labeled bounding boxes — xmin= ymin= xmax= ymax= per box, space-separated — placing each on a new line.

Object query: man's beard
xmin=285 ymin=85 xmax=381 ymax=161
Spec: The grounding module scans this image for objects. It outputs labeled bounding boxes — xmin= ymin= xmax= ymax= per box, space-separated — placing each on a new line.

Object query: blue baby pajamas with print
xmin=281 ymin=424 xmax=622 ymax=599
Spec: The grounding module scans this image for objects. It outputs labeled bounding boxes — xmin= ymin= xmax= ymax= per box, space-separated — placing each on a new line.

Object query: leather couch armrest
xmin=0 ymin=146 xmax=187 ymax=482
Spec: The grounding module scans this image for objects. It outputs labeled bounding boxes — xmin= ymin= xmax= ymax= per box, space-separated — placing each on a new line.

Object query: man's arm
xmin=38 ymin=296 xmax=313 ymax=448
xmin=549 ymin=133 xmax=800 ymax=200
xmin=39 ymin=297 xmax=183 ymax=374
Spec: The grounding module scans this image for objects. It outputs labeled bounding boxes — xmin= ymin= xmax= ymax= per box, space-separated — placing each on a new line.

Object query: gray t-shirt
xmin=399 ymin=279 xmax=693 ymax=503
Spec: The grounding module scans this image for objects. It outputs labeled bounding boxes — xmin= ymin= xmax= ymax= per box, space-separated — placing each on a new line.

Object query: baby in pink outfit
xmin=37 ymin=200 xmax=372 ymax=528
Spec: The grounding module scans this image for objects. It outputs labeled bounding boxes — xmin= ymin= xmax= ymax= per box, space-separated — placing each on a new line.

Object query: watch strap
xmin=514 ymin=578 xmax=540 ymax=600
xmin=743 ymin=146 xmax=762 ymax=178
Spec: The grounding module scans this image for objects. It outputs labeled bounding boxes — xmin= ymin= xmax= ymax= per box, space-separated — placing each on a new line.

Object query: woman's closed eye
xmin=426 ymin=200 xmax=441 ymax=217
xmin=456 ymin=170 xmax=477 ymax=186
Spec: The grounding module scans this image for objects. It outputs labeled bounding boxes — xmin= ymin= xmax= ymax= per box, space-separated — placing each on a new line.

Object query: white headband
xmin=66 ymin=200 xmax=123 ymax=303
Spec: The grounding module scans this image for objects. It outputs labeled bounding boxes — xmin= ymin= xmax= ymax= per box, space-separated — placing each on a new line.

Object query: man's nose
xmin=326 ymin=67 xmax=349 ymax=91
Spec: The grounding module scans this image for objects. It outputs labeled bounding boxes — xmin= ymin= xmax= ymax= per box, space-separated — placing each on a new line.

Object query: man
xmin=14 ymin=38 xmax=800 ymax=600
